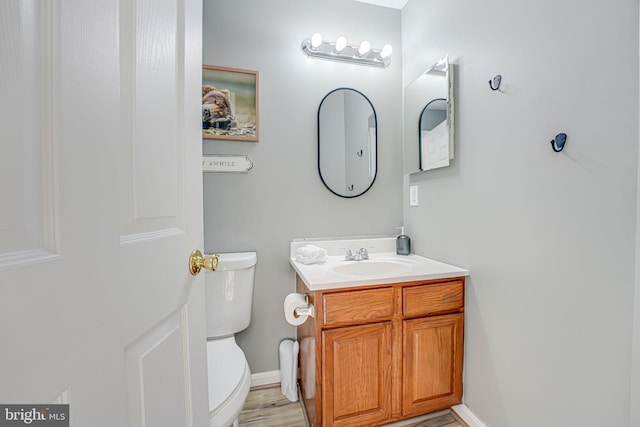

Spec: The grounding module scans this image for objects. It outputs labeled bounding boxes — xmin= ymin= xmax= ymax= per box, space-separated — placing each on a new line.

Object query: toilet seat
xmin=207 ymin=337 xmax=251 ymax=427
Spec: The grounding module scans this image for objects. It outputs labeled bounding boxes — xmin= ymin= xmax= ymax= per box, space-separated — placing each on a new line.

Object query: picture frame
xmin=202 ymin=65 xmax=259 ymax=142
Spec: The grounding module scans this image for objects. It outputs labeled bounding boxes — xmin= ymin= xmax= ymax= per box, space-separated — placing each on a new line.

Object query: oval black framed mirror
xmin=419 ymin=98 xmax=449 ymax=170
xmin=317 ymin=88 xmax=377 ymax=198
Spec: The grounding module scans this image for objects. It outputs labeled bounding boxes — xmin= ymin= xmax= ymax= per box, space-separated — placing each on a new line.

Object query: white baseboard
xmin=451 ymin=404 xmax=489 ymax=427
xmin=250 ymin=370 xmax=280 ymax=388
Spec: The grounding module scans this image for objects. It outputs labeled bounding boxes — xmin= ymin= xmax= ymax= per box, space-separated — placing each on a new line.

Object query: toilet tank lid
xmin=215 ymin=252 xmax=257 ymax=271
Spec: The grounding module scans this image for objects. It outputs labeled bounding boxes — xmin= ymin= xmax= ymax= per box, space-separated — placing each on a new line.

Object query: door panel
xmin=0 ymin=0 xmax=60 ymax=267
xmin=403 ymin=314 xmax=464 ymax=416
xmin=125 ymin=307 xmax=192 ymax=427
xmin=322 ymin=323 xmax=392 ymax=427
xmin=0 ymin=1 xmax=207 ymax=426
xmin=119 ymin=0 xmax=185 ymax=240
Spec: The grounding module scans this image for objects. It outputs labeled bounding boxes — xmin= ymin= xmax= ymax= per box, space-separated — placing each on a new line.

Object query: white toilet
xmin=205 ymin=252 xmax=257 ymax=427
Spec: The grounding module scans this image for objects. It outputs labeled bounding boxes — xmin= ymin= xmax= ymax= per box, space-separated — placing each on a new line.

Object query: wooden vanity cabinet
xmin=296 ymin=275 xmax=465 ymax=427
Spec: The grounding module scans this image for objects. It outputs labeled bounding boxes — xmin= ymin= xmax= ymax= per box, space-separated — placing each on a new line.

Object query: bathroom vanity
xmin=289 ymin=238 xmax=468 ymax=427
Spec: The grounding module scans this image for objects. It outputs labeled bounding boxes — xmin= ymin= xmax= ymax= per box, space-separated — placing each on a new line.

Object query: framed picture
xmin=202 ymin=65 xmax=259 ymax=142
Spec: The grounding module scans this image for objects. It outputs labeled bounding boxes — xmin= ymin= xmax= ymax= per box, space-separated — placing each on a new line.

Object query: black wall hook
xmin=550 ymin=133 xmax=567 ymax=152
xmin=489 ymin=74 xmax=502 ymax=91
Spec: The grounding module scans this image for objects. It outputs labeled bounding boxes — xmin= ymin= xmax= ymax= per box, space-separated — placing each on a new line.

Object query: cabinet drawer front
xmin=403 ymin=280 xmax=463 ymax=317
xmin=323 ymin=287 xmax=394 ymax=327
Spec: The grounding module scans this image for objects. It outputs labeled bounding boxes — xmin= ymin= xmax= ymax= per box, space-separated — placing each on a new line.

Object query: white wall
xmin=401 ymin=0 xmax=638 ymax=426
xmin=203 ymin=0 xmax=403 ymax=372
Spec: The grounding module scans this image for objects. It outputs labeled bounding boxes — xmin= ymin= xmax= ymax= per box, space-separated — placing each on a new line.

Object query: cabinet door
xmin=322 ymin=322 xmax=392 ymax=427
xmin=403 ymin=314 xmax=464 ymax=417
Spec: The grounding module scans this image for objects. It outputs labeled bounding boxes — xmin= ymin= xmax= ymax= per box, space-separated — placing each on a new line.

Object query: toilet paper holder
xmin=294 ymin=294 xmax=315 ymax=319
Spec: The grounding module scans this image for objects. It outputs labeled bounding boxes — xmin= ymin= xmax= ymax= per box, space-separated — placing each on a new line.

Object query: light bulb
xmin=358 ymin=40 xmax=371 ymax=56
xmin=335 ymin=36 xmax=347 ymax=53
xmin=380 ymin=44 xmax=393 ymax=58
xmin=311 ymin=33 xmax=323 ymax=48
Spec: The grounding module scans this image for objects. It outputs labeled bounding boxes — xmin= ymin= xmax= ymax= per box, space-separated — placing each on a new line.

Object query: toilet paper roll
xmin=284 ymin=293 xmax=308 ymax=326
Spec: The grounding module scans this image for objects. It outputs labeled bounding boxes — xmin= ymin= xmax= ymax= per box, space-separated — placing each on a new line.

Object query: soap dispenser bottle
xmin=396 ymin=226 xmax=411 ymax=255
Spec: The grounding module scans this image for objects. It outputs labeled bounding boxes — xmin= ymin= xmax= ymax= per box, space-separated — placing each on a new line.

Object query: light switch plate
xmin=409 ymin=185 xmax=419 ymax=206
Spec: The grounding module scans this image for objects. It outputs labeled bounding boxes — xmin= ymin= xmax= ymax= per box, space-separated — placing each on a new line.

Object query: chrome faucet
xmin=355 ymin=248 xmax=369 ymax=261
xmin=344 ymin=248 xmax=369 ymax=261
xmin=344 ymin=249 xmax=355 ymax=261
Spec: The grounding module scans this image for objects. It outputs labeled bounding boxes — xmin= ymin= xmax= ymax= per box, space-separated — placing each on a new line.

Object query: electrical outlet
xmin=409 ymin=185 xmax=419 ymax=206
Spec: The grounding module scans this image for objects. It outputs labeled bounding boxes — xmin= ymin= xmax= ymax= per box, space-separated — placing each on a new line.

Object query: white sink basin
xmin=290 ymin=237 xmax=469 ymax=291
xmin=332 ymin=260 xmax=414 ymax=276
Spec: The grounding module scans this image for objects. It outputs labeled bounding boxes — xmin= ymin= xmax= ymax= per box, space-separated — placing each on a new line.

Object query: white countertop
xmin=290 ymin=237 xmax=469 ymax=291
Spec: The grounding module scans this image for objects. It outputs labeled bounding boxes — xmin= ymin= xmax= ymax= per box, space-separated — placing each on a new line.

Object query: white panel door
xmin=0 ymin=1 xmax=208 ymax=426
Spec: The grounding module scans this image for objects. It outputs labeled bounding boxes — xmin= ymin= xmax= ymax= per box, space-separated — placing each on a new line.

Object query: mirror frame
xmin=317 ymin=87 xmax=378 ymax=198
xmin=418 ymin=97 xmax=448 ymax=170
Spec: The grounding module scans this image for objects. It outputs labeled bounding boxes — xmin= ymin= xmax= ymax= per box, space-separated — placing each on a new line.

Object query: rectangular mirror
xmin=403 ymin=56 xmax=454 ymax=174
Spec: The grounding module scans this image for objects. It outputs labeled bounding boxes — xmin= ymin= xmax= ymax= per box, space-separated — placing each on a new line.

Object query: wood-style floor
xmin=238 ymin=386 xmax=464 ymax=427
xmin=238 ymin=386 xmax=306 ymax=427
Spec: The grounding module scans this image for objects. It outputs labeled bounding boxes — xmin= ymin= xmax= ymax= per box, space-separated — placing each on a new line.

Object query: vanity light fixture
xmin=311 ymin=32 xmax=323 ymax=48
xmin=335 ymin=36 xmax=347 ymax=53
xmin=301 ymin=33 xmax=392 ymax=68
xmin=380 ymin=44 xmax=393 ymax=59
xmin=358 ymin=40 xmax=371 ymax=56
xmin=424 ymin=55 xmax=449 ymax=77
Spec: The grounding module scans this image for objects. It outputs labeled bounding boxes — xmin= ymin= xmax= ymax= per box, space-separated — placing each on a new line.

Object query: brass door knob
xmin=189 ymin=249 xmax=219 ymax=275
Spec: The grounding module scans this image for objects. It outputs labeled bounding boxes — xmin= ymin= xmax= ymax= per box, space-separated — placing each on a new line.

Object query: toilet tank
xmin=205 ymin=252 xmax=257 ymax=339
